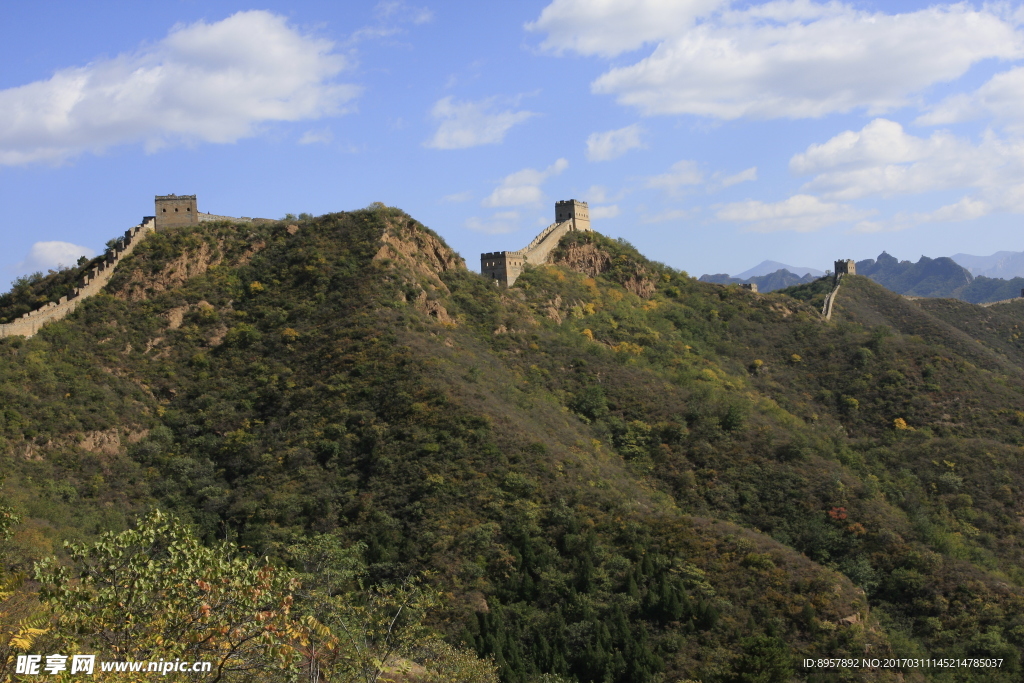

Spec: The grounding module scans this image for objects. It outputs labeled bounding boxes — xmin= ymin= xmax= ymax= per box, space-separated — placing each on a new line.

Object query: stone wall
xmin=480 ymin=200 xmax=594 ymax=287
xmin=0 ymin=217 xmax=156 ymax=339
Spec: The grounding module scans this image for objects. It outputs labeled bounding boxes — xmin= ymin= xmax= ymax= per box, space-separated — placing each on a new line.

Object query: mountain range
xmin=2 ymin=209 xmax=1024 ymax=681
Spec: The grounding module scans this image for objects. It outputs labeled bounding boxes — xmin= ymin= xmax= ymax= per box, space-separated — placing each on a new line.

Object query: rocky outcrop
xmin=553 ymin=242 xmax=611 ymax=277
xmin=374 ymin=218 xmax=465 ymax=291
xmin=549 ymin=241 xmax=657 ymax=299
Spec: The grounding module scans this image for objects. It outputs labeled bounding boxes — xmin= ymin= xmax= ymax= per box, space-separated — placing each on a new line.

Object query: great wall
xmin=0 ymin=217 xmax=156 ymax=339
xmin=481 ymin=199 xmax=591 ymax=287
xmin=0 ymin=195 xmax=271 ymax=340
xmin=1 ymin=193 xmax=861 ymax=340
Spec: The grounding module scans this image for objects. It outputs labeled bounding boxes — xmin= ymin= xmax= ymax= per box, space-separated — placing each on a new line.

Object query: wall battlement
xmin=156 ymin=194 xmax=271 ymax=230
xmin=481 ymin=200 xmax=593 ymax=286
xmin=0 ymin=217 xmax=157 ymax=339
xmin=1 ymin=193 xmax=272 ymax=340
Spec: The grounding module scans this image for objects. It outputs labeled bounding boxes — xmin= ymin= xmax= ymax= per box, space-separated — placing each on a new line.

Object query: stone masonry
xmin=1 ymin=193 xmax=276 ymax=340
xmin=155 ymin=194 xmax=198 ymax=229
xmin=156 ymin=194 xmax=272 ymax=230
xmin=0 ymin=217 xmax=157 ymax=339
xmin=481 ymin=200 xmax=592 ymax=287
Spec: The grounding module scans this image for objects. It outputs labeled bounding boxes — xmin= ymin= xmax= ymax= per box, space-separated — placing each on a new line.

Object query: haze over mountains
xmin=706 ymin=249 xmax=1024 ymax=301
xmin=951 ymin=250 xmax=1024 ymax=279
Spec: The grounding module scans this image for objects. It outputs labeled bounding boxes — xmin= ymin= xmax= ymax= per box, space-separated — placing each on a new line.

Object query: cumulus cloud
xmin=465 ymin=211 xmax=521 ymax=234
xmin=647 ymin=160 xmax=704 ymax=193
xmin=483 ymin=158 xmax=569 ymax=207
xmin=15 ymin=241 xmax=95 ymax=275
xmin=716 ymin=195 xmax=871 ymax=232
xmin=585 ymin=124 xmax=645 ymax=161
xmin=918 ymin=66 xmax=1024 ymax=132
xmin=0 ymin=11 xmax=358 ymax=166
xmin=425 ymin=97 xmax=536 ymax=149
xmin=792 ymin=119 xmax=1024 ymax=206
xmin=531 ymin=1 xmax=1022 ymax=120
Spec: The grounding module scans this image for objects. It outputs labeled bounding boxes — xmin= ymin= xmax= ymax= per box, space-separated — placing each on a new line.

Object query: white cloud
xmin=585 ymin=124 xmax=645 ymax=161
xmin=299 ymin=128 xmax=333 ymax=145
xmin=590 ymin=205 xmax=620 ymax=219
xmin=425 ymin=97 xmax=536 ymax=149
xmin=466 ymin=211 xmax=521 ymax=234
xmin=483 ymin=158 xmax=569 ymax=207
xmin=647 ymin=160 xmax=704 ymax=193
xmin=792 ymin=119 xmax=1024 ymax=205
xmin=0 ymin=11 xmax=357 ymax=166
xmin=526 ymin=0 xmax=726 ymax=57
xmin=854 ymin=197 xmax=990 ymax=233
xmin=716 ymin=194 xmax=871 ymax=232
xmin=919 ymin=66 xmax=1024 ymax=132
xmin=15 ymin=241 xmax=95 ymax=274
xmin=531 ymin=1 xmax=1023 ymax=120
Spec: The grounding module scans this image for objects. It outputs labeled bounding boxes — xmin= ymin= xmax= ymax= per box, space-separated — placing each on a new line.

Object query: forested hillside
xmin=2 ymin=206 xmax=1023 ymax=681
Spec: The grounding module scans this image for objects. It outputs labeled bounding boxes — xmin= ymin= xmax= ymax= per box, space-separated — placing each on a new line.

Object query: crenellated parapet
xmin=0 ymin=216 xmax=156 ymax=339
xmin=480 ymin=200 xmax=593 ymax=286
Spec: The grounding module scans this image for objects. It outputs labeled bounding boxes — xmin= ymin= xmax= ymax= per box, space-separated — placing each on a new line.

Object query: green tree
xmin=35 ymin=510 xmax=297 ymax=682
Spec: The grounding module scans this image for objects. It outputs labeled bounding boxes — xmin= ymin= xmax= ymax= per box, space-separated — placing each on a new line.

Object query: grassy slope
xmin=2 ymin=212 xmax=1024 ymax=681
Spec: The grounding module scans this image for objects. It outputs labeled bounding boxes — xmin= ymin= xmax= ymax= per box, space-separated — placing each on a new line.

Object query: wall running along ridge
xmin=481 ymin=200 xmax=591 ymax=287
xmin=0 ymin=217 xmax=156 ymax=339
xmin=822 ymin=274 xmax=844 ymax=321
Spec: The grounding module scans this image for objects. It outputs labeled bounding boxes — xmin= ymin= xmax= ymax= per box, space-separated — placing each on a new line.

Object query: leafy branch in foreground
xmin=35 ymin=510 xmax=297 ymax=682
xmin=32 ymin=512 xmax=497 ymax=682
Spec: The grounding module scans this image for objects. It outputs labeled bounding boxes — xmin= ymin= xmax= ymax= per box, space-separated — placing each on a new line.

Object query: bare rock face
xmin=622 ymin=273 xmax=656 ymax=299
xmin=374 ymin=218 xmax=465 ymax=292
xmin=374 ymin=216 xmax=465 ymax=325
xmin=552 ymin=242 xmax=612 ymax=278
xmin=550 ymin=241 xmax=657 ymax=299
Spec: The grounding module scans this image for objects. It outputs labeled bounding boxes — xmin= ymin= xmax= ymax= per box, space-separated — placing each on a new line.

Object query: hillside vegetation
xmin=2 ymin=207 xmax=1024 ymax=681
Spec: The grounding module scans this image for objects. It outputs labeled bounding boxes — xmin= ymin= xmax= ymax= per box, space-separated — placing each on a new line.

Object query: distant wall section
xmin=157 ymin=194 xmax=273 ymax=230
xmin=0 ymin=217 xmax=156 ymax=339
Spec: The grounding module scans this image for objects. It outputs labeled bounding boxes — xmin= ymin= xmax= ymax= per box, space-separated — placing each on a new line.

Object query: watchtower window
xmin=162 ymin=208 xmax=166 ymax=212
xmin=175 ymin=208 xmax=179 ymax=212
xmin=186 ymin=207 xmax=191 ymax=212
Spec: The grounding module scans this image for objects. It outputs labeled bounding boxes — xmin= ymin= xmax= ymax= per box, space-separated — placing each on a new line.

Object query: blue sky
xmin=4 ymin=0 xmax=1024 ymax=285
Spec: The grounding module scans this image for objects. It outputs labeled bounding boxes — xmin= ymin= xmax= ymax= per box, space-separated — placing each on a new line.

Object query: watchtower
xmin=555 ymin=199 xmax=591 ymax=232
xmin=480 ymin=251 xmax=526 ymax=287
xmin=155 ymin=194 xmax=198 ymax=230
xmin=834 ymin=259 xmax=856 ymax=282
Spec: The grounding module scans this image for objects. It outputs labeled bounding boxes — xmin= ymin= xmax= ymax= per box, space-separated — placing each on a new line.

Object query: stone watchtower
xmin=834 ymin=259 xmax=856 ymax=282
xmin=555 ymin=199 xmax=591 ymax=232
xmin=155 ymin=194 xmax=198 ymax=230
xmin=480 ymin=200 xmax=593 ymax=287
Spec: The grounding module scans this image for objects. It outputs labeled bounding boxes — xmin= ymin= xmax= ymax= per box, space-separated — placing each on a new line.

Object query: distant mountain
xmin=951 ymin=250 xmax=1024 ymax=279
xmin=855 ymin=251 xmax=1024 ymax=303
xmin=698 ymin=268 xmax=817 ymax=292
xmin=856 ymin=252 xmax=972 ymax=298
xmin=734 ymin=260 xmax=824 ymax=279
